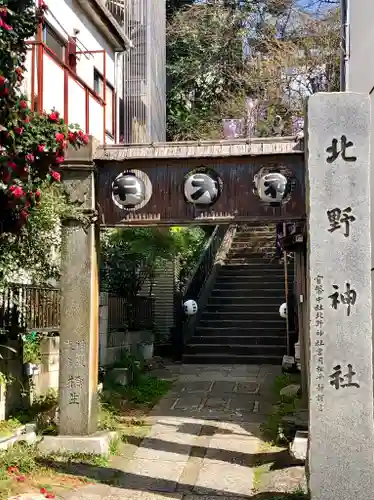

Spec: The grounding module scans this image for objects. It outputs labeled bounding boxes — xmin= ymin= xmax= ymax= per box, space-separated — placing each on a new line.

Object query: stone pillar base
xmin=38 ymin=431 xmax=116 ymax=456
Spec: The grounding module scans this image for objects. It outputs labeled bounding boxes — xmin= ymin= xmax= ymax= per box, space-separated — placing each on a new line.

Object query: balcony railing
xmin=106 ymin=0 xmax=124 ymax=26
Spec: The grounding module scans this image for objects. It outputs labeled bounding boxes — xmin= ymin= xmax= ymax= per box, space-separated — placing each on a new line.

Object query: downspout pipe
xmin=340 ymin=0 xmax=349 ymax=91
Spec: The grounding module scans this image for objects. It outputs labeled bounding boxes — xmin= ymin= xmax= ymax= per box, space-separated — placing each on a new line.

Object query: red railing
xmin=25 ymin=41 xmax=106 ymax=144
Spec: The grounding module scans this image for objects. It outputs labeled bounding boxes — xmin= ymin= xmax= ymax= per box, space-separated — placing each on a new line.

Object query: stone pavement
xmin=60 ymin=364 xmax=281 ymax=500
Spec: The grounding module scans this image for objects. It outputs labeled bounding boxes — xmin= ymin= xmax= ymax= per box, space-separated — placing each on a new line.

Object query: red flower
xmin=68 ymin=131 xmax=77 ymax=143
xmin=14 ymin=127 xmax=23 ymax=135
xmin=37 ymin=144 xmax=46 ymax=152
xmin=7 ymin=466 xmax=18 ymax=474
xmin=35 ymin=189 xmax=41 ymax=201
xmin=45 ymin=494 xmax=55 ymax=499
xmin=49 ymin=111 xmax=59 ymax=122
xmin=2 ymin=170 xmax=10 ymax=183
xmin=26 ymin=153 xmax=35 ymax=162
xmin=55 ymin=155 xmax=64 ymax=164
xmin=40 ymin=488 xmax=47 ymax=494
xmin=16 ymin=475 xmax=25 ymax=482
xmin=55 ymin=132 xmax=65 ymax=142
xmin=0 ymin=20 xmax=12 ymax=31
xmin=0 ymin=75 xmax=5 ymax=85
xmin=20 ymin=210 xmax=29 ymax=221
xmin=19 ymin=100 xmax=28 ymax=109
xmin=24 ymin=116 xmax=31 ymax=123
xmin=81 ymin=134 xmax=89 ymax=145
xmin=50 ymin=170 xmax=61 ymax=182
xmin=0 ymin=87 xmax=9 ymax=96
xmin=8 ymin=160 xmax=17 ymax=169
xmin=9 ymin=185 xmax=24 ymax=198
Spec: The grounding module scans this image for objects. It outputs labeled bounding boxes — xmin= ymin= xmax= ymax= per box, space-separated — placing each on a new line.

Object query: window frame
xmin=93 ymin=68 xmax=115 ymax=138
xmin=43 ymin=23 xmax=66 ymax=62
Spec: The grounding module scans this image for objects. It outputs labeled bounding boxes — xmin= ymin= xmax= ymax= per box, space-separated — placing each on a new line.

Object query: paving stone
xmin=235 ymin=382 xmax=259 ymax=394
xmin=133 ymin=437 xmax=192 ymax=461
xmin=123 ymin=459 xmax=186 ymax=492
xmin=204 ymin=397 xmax=229 ymax=409
xmin=228 ymin=396 xmax=255 ymax=412
xmin=185 ymin=381 xmax=214 ymax=393
xmin=204 ymin=436 xmax=260 ymax=466
xmin=210 ymin=381 xmax=236 ymax=394
xmin=61 ymin=485 xmax=183 ymax=499
xmin=173 ymin=396 xmax=203 ymax=410
xmin=193 ymin=462 xmax=254 ymax=496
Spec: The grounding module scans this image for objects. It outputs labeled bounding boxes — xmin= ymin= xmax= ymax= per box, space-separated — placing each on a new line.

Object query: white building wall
xmin=44 ymin=0 xmax=116 ymax=88
xmin=22 ymin=0 xmax=124 ymax=143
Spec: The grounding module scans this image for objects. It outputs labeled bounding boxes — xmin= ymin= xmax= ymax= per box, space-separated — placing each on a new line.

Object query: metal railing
xmin=172 ymin=225 xmax=227 ymax=358
xmin=108 ymin=294 xmax=155 ymax=330
xmin=0 ymin=284 xmax=60 ymax=334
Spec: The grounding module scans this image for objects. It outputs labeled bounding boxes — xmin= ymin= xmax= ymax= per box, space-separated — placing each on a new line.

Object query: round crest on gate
xmin=111 ymin=170 xmax=152 ymax=211
xmin=252 ymin=166 xmax=295 ymax=206
xmin=184 ymin=168 xmax=222 ymax=206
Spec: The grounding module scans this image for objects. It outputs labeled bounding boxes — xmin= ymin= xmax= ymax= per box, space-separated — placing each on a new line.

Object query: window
xmin=43 ymin=24 xmax=65 ymax=60
xmin=94 ymin=69 xmax=115 ymax=137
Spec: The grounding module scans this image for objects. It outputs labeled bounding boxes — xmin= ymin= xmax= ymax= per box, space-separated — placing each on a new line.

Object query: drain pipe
xmin=283 ymin=222 xmax=290 ymax=356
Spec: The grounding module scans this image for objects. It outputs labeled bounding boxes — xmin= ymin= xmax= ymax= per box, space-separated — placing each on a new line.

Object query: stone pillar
xmin=58 ymin=138 xmax=99 ymax=436
xmin=306 ymin=93 xmax=374 ymax=500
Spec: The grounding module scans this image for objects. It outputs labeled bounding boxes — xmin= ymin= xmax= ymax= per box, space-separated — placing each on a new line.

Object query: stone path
xmin=60 ymin=364 xmax=282 ymax=500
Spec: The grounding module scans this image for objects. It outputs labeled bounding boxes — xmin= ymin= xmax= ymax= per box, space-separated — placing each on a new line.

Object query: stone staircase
xmin=183 ymin=225 xmax=293 ymax=364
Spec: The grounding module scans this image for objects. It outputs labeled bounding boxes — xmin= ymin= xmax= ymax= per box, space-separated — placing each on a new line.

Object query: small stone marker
xmin=306 ymin=92 xmax=374 ymax=500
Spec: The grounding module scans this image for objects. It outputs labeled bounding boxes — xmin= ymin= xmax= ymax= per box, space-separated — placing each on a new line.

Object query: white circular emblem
xmin=184 ymin=172 xmax=220 ymax=205
xmin=111 ymin=170 xmax=152 ymax=211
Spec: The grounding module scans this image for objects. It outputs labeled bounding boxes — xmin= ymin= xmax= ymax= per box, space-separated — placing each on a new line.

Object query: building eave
xmin=94 ymin=137 xmax=304 ymax=161
xmin=76 ymin=0 xmax=133 ymax=50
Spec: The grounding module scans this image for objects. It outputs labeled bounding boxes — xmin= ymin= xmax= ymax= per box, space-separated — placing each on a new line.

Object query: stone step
xmin=199 ymin=318 xmax=285 ymax=327
xmin=211 ymin=289 xmax=286 ymax=298
xmin=195 ymin=326 xmax=286 ymax=336
xmin=221 ymin=263 xmax=292 ymax=270
xmin=182 ymin=353 xmax=282 ymax=365
xmin=226 ymin=257 xmax=279 ymax=266
xmin=205 ymin=303 xmax=285 ymax=313
xmin=191 ymin=335 xmax=286 ymax=346
xmin=185 ymin=343 xmax=286 ymax=356
xmin=215 ymin=275 xmax=292 ymax=284
xmin=213 ymin=281 xmax=287 ymax=290
xmin=208 ymin=296 xmax=283 ymax=306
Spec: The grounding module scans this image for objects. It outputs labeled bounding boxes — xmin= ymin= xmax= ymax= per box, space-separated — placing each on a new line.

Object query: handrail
xmin=182 ymin=225 xmax=226 ymax=301
xmin=182 ymin=226 xmax=220 ymax=298
xmin=171 ymin=224 xmax=228 ymax=360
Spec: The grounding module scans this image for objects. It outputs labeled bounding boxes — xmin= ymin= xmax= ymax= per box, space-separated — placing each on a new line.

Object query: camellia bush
xmin=0 ymin=0 xmax=89 ymax=235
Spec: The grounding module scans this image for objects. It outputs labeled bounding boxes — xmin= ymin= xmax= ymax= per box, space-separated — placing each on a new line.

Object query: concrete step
xmin=185 ymin=344 xmax=286 ymax=356
xmin=211 ymin=289 xmax=286 ymax=298
xmin=226 ymin=257 xmax=279 ymax=266
xmin=221 ymin=263 xmax=292 ymax=270
xmin=199 ymin=318 xmax=285 ymax=327
xmin=215 ymin=276 xmax=292 ymax=284
xmin=213 ymin=281 xmax=287 ymax=290
xmin=205 ymin=303 xmax=285 ymax=313
xmin=208 ymin=296 xmax=283 ymax=306
xmin=195 ymin=326 xmax=286 ymax=336
xmin=191 ymin=335 xmax=286 ymax=345
xmin=182 ymin=353 xmax=282 ymax=365
xmin=219 ymin=266 xmax=286 ymax=274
